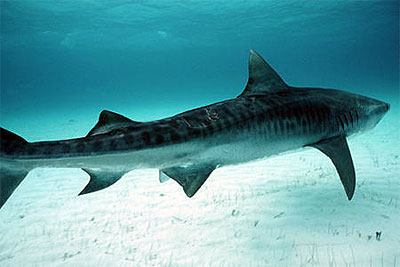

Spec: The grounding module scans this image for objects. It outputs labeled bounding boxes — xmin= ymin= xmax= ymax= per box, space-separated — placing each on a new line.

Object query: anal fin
xmin=79 ymin=168 xmax=128 ymax=195
xmin=307 ymin=135 xmax=355 ymax=200
xmin=161 ymin=164 xmax=216 ymax=197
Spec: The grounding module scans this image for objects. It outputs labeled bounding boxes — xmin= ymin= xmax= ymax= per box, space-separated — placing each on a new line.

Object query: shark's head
xmin=312 ymin=88 xmax=389 ymax=135
xmin=327 ymin=89 xmax=390 ymax=133
xmin=355 ymin=94 xmax=390 ymax=131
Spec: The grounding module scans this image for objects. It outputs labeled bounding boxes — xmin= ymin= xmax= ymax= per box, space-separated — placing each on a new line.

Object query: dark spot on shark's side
xmin=172 ymin=119 xmax=187 ymax=129
xmin=309 ymin=108 xmax=315 ymax=123
xmin=215 ymin=118 xmax=226 ymax=131
xmin=303 ymin=106 xmax=312 ymax=132
xmin=204 ymin=122 xmax=215 ymax=135
xmin=342 ymin=114 xmax=349 ymax=128
xmin=61 ymin=144 xmax=71 ymax=153
xmin=92 ymin=141 xmax=103 ymax=152
xmin=134 ymin=140 xmax=145 ymax=149
xmin=355 ymin=109 xmax=359 ymax=122
xmin=271 ymin=118 xmax=278 ymax=135
xmin=293 ymin=107 xmax=301 ymax=122
xmin=170 ymin=131 xmax=181 ymax=142
xmin=188 ymin=126 xmax=200 ymax=137
xmin=314 ymin=108 xmax=320 ymax=123
xmin=220 ymin=116 xmax=233 ymax=129
xmin=152 ymin=125 xmax=162 ymax=133
xmin=2 ymin=146 xmax=12 ymax=155
xmin=267 ymin=110 xmax=274 ymax=121
xmin=18 ymin=142 xmax=29 ymax=153
xmin=223 ymin=106 xmax=238 ymax=122
xmin=154 ymin=134 xmax=164 ymax=145
xmin=109 ymin=140 xmax=117 ymax=151
xmin=287 ymin=106 xmax=294 ymax=120
xmin=280 ymin=119 xmax=286 ymax=136
xmin=307 ymin=110 xmax=314 ymax=129
xmin=141 ymin=131 xmax=151 ymax=145
xmin=278 ymin=116 xmax=284 ymax=135
xmin=76 ymin=143 xmax=85 ymax=153
xmin=281 ymin=107 xmax=288 ymax=121
xmin=27 ymin=146 xmax=37 ymax=155
xmin=124 ymin=134 xmax=134 ymax=146
xmin=287 ymin=119 xmax=296 ymax=133
xmin=211 ymin=122 xmax=221 ymax=134
xmin=277 ymin=90 xmax=290 ymax=97
xmin=349 ymin=111 xmax=354 ymax=127
xmin=338 ymin=117 xmax=345 ymax=130
xmin=272 ymin=107 xmax=280 ymax=121
xmin=43 ymin=145 xmax=55 ymax=155
xmin=230 ymin=110 xmax=241 ymax=123
xmin=269 ymin=98 xmax=279 ymax=108
xmin=322 ymin=108 xmax=331 ymax=124
xmin=251 ymin=113 xmax=260 ymax=125
xmin=302 ymin=118 xmax=307 ymax=134
xmin=238 ymin=110 xmax=249 ymax=124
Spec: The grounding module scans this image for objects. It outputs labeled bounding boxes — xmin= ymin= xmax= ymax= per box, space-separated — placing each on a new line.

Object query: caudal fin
xmin=0 ymin=127 xmax=28 ymax=154
xmin=0 ymin=168 xmax=30 ymax=208
xmin=0 ymin=127 xmax=31 ymax=208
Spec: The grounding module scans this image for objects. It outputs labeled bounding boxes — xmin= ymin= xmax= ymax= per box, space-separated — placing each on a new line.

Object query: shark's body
xmin=0 ymin=50 xmax=389 ymax=208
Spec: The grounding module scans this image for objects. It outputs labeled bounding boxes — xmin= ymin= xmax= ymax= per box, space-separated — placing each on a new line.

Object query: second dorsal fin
xmin=238 ymin=50 xmax=288 ymax=97
xmin=86 ymin=110 xmax=140 ymax=137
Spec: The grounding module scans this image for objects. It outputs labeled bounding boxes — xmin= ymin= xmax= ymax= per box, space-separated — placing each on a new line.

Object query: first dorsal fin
xmin=238 ymin=50 xmax=288 ymax=97
xmin=86 ymin=110 xmax=140 ymax=137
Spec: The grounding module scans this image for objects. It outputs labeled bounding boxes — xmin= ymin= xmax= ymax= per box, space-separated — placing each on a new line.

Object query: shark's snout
xmin=365 ymin=98 xmax=389 ymax=116
xmin=375 ymin=100 xmax=390 ymax=115
xmin=362 ymin=99 xmax=390 ymax=130
xmin=384 ymin=102 xmax=390 ymax=111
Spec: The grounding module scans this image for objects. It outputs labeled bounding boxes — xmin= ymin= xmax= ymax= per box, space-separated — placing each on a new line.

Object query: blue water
xmin=1 ymin=1 xmax=398 ymax=141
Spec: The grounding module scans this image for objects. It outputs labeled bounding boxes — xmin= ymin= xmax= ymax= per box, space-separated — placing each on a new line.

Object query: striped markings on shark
xmin=0 ymin=50 xmax=389 ymax=208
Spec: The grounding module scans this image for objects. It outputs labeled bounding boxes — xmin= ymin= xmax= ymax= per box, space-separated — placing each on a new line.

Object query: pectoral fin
xmin=79 ymin=168 xmax=128 ymax=195
xmin=161 ymin=164 xmax=216 ymax=197
xmin=308 ymin=135 xmax=355 ymax=200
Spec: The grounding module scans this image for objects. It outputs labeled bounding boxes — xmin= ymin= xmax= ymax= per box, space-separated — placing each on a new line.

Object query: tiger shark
xmin=0 ymin=50 xmax=389 ymax=208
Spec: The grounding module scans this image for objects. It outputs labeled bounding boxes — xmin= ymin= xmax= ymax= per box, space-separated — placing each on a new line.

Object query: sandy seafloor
xmin=0 ymin=103 xmax=399 ymax=267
